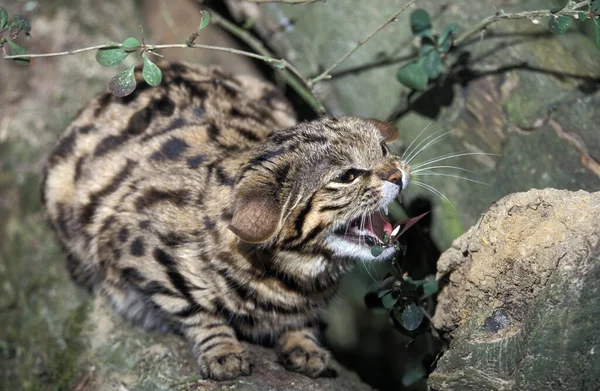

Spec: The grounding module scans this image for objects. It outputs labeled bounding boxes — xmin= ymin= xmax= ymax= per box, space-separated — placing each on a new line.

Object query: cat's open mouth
xmin=333 ymin=212 xmax=392 ymax=247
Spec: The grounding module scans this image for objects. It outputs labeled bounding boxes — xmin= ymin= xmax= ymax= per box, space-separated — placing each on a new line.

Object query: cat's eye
xmin=333 ymin=168 xmax=364 ymax=183
xmin=380 ymin=141 xmax=389 ymax=157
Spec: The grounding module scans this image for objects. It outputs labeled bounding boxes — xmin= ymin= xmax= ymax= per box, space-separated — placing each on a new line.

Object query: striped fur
xmin=41 ymin=62 xmax=409 ymax=380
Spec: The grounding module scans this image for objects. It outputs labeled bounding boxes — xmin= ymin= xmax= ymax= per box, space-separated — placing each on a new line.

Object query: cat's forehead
xmin=318 ymin=118 xmax=384 ymax=164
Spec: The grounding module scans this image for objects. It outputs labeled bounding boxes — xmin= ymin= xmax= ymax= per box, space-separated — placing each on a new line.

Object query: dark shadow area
xmin=387 ymin=50 xmax=600 ymax=123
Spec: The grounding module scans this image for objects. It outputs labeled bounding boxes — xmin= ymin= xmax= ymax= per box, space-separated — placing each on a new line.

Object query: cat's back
xmin=41 ymin=62 xmax=295 ymax=279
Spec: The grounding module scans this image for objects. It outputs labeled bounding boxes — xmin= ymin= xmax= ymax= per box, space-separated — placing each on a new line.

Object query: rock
xmin=429 ymin=189 xmax=600 ymax=390
xmin=67 ymin=296 xmax=373 ymax=391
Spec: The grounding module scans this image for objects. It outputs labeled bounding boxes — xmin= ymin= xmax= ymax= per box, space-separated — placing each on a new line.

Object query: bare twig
xmin=232 ymin=0 xmax=324 ymax=4
xmin=454 ymin=1 xmax=589 ymax=46
xmin=2 ymin=41 xmax=299 ymax=68
xmin=207 ymin=7 xmax=327 ymax=114
xmin=2 ymin=44 xmax=119 ymax=58
xmin=307 ymin=0 xmax=416 ymax=87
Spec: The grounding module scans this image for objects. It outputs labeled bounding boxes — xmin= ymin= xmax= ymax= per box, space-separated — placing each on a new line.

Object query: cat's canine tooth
xmin=383 ymin=205 xmax=389 ymax=216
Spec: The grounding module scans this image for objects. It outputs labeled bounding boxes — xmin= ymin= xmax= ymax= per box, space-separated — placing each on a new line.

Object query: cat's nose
xmin=385 ymin=169 xmax=403 ymax=187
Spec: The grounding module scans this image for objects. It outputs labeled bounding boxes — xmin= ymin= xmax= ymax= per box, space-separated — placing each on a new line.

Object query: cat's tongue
xmin=366 ymin=213 xmax=392 ymax=241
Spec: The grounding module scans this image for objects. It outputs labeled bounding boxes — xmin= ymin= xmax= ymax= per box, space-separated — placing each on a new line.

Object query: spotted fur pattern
xmin=41 ymin=62 xmax=409 ymax=380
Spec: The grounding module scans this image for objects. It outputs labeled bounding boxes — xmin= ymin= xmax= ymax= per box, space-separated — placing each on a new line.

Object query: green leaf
xmin=142 ymin=53 xmax=162 ymax=87
xmin=399 ymin=303 xmax=424 ymax=330
xmin=438 ymin=23 xmax=458 ymax=52
xmin=550 ymin=0 xmax=569 ymax=13
xmin=197 ymin=10 xmax=211 ymax=32
xmin=410 ymin=9 xmax=432 ymax=36
xmin=422 ymin=50 xmax=441 ymax=79
xmin=122 ymin=37 xmax=141 ymax=52
xmin=396 ymin=61 xmax=429 ymax=90
xmin=548 ymin=15 xmax=573 ymax=34
xmin=593 ymin=0 xmax=600 ymax=12
xmin=109 ymin=65 xmax=137 ymax=97
xmin=381 ymin=293 xmax=398 ymax=309
xmin=377 ymin=289 xmax=391 ymax=299
xmin=8 ymin=15 xmax=31 ymax=35
xmin=0 ymin=7 xmax=8 ymax=30
xmin=7 ymin=41 xmax=30 ymax=65
xmin=370 ymin=245 xmax=383 ymax=257
xmin=96 ymin=45 xmax=129 ymax=68
xmin=578 ymin=11 xmax=588 ymax=21
xmin=401 ymin=365 xmax=426 ymax=387
xmin=595 ymin=18 xmax=600 ymax=49
xmin=421 ymin=275 xmax=439 ymax=299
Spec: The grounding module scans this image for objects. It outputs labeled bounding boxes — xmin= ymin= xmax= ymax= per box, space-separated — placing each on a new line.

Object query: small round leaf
xmin=377 ymin=289 xmax=392 ymax=299
xmin=548 ymin=15 xmax=573 ymax=34
xmin=381 ymin=293 xmax=398 ymax=309
xmin=410 ymin=9 xmax=432 ymax=36
xmin=370 ymin=245 xmax=383 ymax=257
xmin=396 ymin=61 xmax=429 ymax=90
xmin=197 ymin=10 xmax=211 ymax=32
xmin=401 ymin=365 xmax=426 ymax=387
xmin=96 ymin=46 xmax=129 ymax=68
xmin=9 ymin=15 xmax=31 ymax=36
xmin=109 ymin=65 xmax=137 ymax=97
xmin=420 ymin=275 xmax=439 ymax=299
xmin=422 ymin=50 xmax=441 ymax=79
xmin=438 ymin=23 xmax=458 ymax=52
xmin=0 ymin=7 xmax=8 ymax=30
xmin=122 ymin=37 xmax=141 ymax=52
xmin=7 ymin=41 xmax=30 ymax=65
xmin=142 ymin=53 xmax=162 ymax=87
xmin=399 ymin=303 xmax=424 ymax=330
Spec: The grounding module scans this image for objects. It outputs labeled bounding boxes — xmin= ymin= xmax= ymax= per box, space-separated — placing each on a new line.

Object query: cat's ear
xmin=229 ymin=184 xmax=282 ymax=243
xmin=367 ymin=118 xmax=399 ymax=143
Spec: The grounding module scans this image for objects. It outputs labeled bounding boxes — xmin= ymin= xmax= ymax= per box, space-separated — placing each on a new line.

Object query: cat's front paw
xmin=197 ymin=342 xmax=252 ymax=381
xmin=276 ymin=331 xmax=330 ymax=377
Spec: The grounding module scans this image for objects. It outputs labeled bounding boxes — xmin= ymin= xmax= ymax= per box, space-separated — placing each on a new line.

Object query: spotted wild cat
xmin=41 ymin=62 xmax=410 ymax=380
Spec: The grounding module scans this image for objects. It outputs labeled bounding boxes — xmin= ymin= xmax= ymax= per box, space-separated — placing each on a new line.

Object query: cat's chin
xmin=323 ymin=234 xmax=396 ymax=262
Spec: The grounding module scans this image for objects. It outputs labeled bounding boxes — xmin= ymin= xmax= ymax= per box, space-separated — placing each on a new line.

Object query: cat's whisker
xmin=403 ymin=128 xmax=445 ymax=164
xmin=402 ymin=118 xmax=436 ymax=160
xmin=406 ymin=130 xmax=453 ymax=165
xmin=412 ymin=172 xmax=489 ymax=186
xmin=412 ymin=152 xmax=497 ymax=170
xmin=411 ymin=165 xmax=476 ymax=174
xmin=412 ymin=180 xmax=456 ymax=210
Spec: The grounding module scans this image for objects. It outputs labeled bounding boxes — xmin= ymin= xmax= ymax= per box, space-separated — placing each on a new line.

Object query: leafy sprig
xmin=364 ymin=210 xmax=438 ymax=386
xmin=0 ymin=7 xmax=31 ymax=65
xmin=396 ymin=1 xmax=600 ymax=91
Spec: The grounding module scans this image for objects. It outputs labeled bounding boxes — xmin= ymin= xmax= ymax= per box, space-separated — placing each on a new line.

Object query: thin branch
xmin=232 ymin=0 xmax=324 ymax=3
xmin=308 ymin=0 xmax=416 ymax=87
xmin=2 ymin=27 xmax=326 ymax=115
xmin=454 ymin=1 xmax=589 ymax=46
xmin=207 ymin=7 xmax=327 ymax=115
xmin=1 ymin=44 xmax=117 ymax=58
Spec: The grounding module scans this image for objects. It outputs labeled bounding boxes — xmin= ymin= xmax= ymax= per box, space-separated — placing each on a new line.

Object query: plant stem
xmin=1 ymin=36 xmax=326 ymax=115
xmin=308 ymin=0 xmax=416 ymax=87
xmin=232 ymin=0 xmax=324 ymax=4
xmin=454 ymin=1 xmax=589 ymax=46
xmin=207 ymin=7 xmax=327 ymax=115
xmin=2 ymin=44 xmax=118 ymax=58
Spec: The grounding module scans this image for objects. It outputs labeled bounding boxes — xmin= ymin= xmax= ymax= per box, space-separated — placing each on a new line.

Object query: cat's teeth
xmin=383 ymin=205 xmax=389 ymax=215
